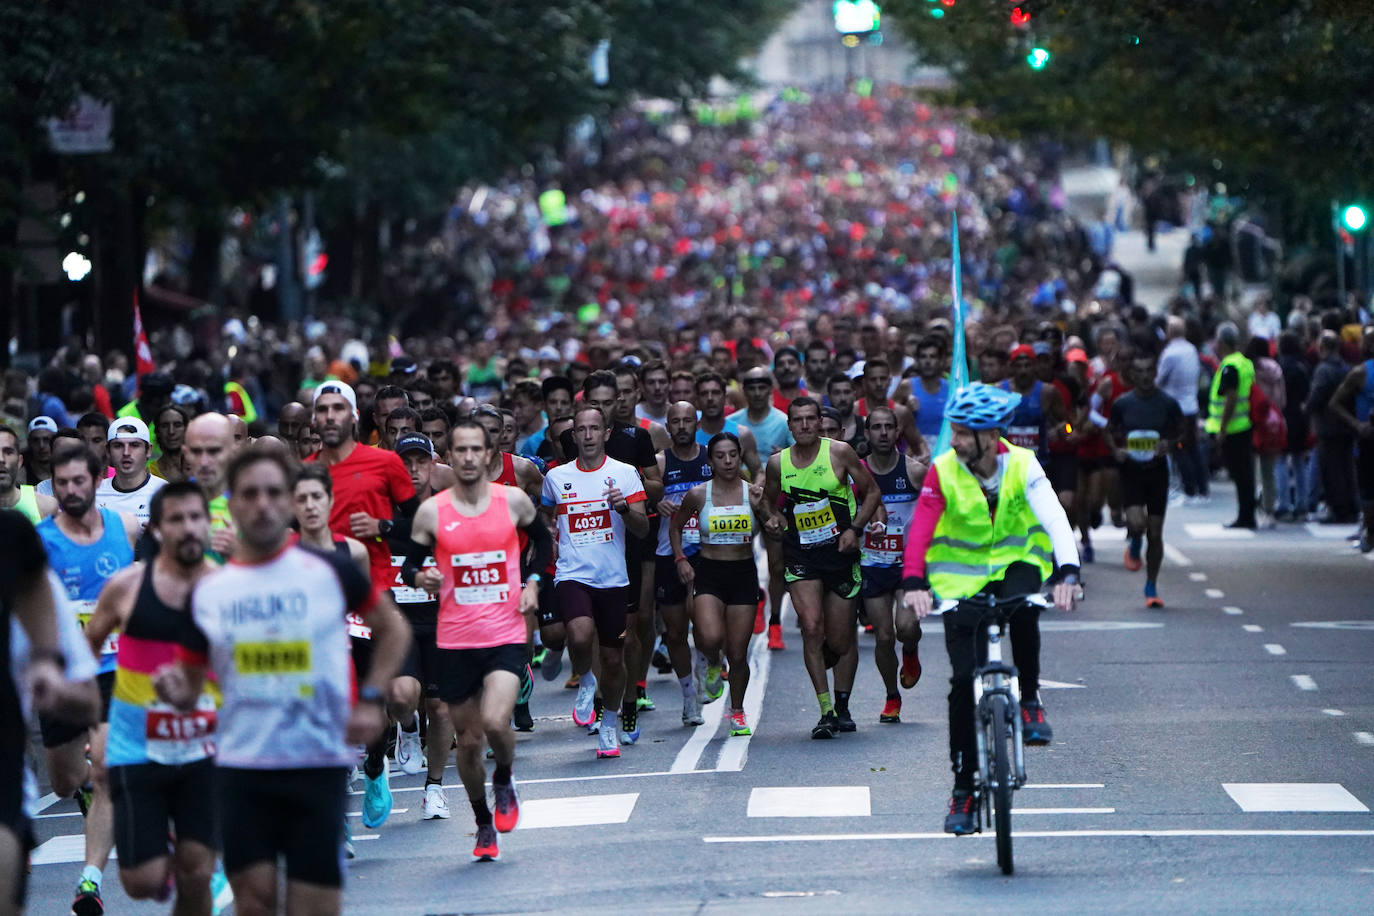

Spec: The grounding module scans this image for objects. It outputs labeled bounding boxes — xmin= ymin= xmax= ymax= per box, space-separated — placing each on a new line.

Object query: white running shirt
xmin=541 ymin=455 xmax=646 ymax=588
xmin=97 ymin=474 xmax=166 ymax=527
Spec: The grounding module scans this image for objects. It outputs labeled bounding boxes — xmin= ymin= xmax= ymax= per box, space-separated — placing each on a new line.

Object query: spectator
xmin=1274 ymin=330 xmax=1313 ymax=521
xmin=1306 ymin=331 xmax=1358 ymax=524
xmin=1205 ymin=322 xmax=1257 ymax=529
xmin=1246 ymin=294 xmax=1281 ymax=345
xmin=1245 ymin=336 xmax=1285 ymax=526
xmin=1157 ymin=316 xmax=1208 ymax=505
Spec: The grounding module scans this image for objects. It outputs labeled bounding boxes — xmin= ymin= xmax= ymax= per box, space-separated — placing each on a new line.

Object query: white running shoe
xmin=423 ymin=783 xmax=451 ymax=820
xmin=395 ymin=719 xmax=424 ymax=776
xmin=682 ymin=690 xmax=705 ymax=726
xmin=572 ymin=672 xmax=599 ymax=726
xmin=596 ymin=720 xmax=620 ymax=758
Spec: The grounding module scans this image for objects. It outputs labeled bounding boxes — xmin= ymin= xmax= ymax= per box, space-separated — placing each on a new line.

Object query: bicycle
xmin=930 ymin=590 xmax=1051 ymax=875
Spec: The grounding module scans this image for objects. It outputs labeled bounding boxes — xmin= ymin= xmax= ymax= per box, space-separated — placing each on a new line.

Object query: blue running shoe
xmin=361 ymin=766 xmax=393 ymax=828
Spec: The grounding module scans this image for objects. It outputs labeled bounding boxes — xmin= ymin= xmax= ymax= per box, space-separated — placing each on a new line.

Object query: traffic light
xmin=1010 ymin=6 xmax=1031 ymax=27
xmin=1341 ymin=204 xmax=1368 ymax=232
xmin=833 ymin=1 xmax=880 ymax=34
xmin=1026 ymin=47 xmax=1051 ymax=69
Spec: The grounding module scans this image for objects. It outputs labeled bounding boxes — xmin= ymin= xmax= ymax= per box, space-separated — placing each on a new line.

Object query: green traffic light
xmin=1341 ymin=204 xmax=1368 ymax=232
xmin=1026 ymin=47 xmax=1051 ymax=69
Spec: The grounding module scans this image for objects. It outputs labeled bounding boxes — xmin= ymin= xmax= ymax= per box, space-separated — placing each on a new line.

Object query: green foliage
xmin=889 ymin=0 xmax=1374 ymax=232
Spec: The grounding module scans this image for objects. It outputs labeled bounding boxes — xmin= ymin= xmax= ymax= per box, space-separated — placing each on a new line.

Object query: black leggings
xmin=941 ymin=562 xmax=1043 ymax=790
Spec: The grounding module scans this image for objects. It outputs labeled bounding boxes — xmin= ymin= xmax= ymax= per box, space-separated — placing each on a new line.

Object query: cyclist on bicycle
xmin=900 ymin=384 xmax=1080 ymax=835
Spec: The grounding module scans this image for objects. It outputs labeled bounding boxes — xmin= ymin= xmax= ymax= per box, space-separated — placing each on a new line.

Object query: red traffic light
xmin=1010 ymin=6 xmax=1031 ymax=27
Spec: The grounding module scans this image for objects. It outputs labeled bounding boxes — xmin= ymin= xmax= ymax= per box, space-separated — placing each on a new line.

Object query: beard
xmin=61 ymin=493 xmax=94 ymax=517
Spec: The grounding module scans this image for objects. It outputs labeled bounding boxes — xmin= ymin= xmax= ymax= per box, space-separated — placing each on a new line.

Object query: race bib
xmin=346 ymin=612 xmax=372 ymax=639
xmin=452 ymin=551 xmax=511 ymax=604
xmin=75 ymin=601 xmax=119 ymax=657
xmin=390 ymin=555 xmax=436 ymax=605
xmin=793 ymin=498 xmax=839 ymax=545
xmin=1126 ymin=429 xmax=1160 ymax=463
xmin=567 ymin=501 xmax=614 ymax=547
xmin=706 ymin=510 xmax=751 ymax=544
xmin=1006 ymin=425 xmax=1041 ymax=451
xmin=861 ymin=523 xmax=904 ymax=566
xmin=234 ymin=641 xmax=311 ymax=675
xmin=682 ymin=515 xmax=701 ymax=546
xmin=145 ymin=695 xmax=217 ymax=765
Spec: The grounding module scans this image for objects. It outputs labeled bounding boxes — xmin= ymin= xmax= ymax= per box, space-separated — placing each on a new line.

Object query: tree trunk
xmin=185 ymin=219 xmax=222 ymax=302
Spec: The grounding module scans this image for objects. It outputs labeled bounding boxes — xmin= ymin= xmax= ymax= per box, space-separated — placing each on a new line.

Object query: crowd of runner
xmin=3 ymin=85 xmax=1373 ymax=914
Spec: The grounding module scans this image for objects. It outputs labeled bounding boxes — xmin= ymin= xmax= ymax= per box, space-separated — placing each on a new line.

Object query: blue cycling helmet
xmin=945 ymin=383 xmax=1022 ymax=431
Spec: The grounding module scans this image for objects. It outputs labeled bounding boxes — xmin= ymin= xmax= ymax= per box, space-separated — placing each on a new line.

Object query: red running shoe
xmin=900 ymin=647 xmax=922 ymax=689
xmin=767 ymin=623 xmax=785 ymax=651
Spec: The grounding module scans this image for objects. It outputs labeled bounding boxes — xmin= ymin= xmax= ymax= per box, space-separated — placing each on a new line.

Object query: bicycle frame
xmin=973 ymin=618 xmax=1027 ymax=790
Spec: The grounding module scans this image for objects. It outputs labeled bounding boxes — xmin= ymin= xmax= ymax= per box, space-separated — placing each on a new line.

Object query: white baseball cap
xmin=28 ymin=417 xmax=58 ymax=434
xmin=108 ymin=417 xmax=151 ymax=444
xmin=314 ymin=381 xmax=359 ymax=419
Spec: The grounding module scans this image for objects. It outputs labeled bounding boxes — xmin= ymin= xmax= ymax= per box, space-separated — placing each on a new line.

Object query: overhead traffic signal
xmin=1026 ymin=47 xmax=1051 ymax=69
xmin=1010 ymin=6 xmax=1031 ymax=27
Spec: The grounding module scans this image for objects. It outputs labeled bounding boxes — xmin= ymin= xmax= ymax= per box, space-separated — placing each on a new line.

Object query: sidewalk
xmin=1060 ymin=164 xmax=1189 ymax=314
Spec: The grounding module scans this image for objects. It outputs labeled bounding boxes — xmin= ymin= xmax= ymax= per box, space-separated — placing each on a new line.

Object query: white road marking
xmin=1223 ymin=606 xmax=1244 ymax=615
xmin=1032 ymin=678 xmax=1086 ymax=690
xmin=1223 ymin=783 xmax=1368 ymax=813
xmin=34 ymin=792 xmax=60 ymax=813
xmin=1291 ymin=675 xmax=1318 ymax=691
xmin=1188 ymin=572 xmax=1208 ymax=581
xmin=1205 ymin=588 xmax=1225 ymax=599
xmin=1355 ymin=732 xmax=1374 ymax=747
xmin=1185 ymin=523 xmax=1255 ymax=540
xmin=1291 ymin=621 xmax=1374 ymax=631
xmin=1242 ymin=624 xmax=1263 ymax=633
xmin=1323 ymin=709 xmax=1346 ymax=717
xmin=670 ymin=683 xmax=724 ymax=773
xmin=29 ymin=834 xmax=97 ymax=865
xmin=1014 ymin=807 xmax=1116 ymax=815
xmin=1163 ymin=544 xmax=1193 ymax=566
xmin=1303 ymin=522 xmax=1358 ymax=539
xmin=747 ymin=787 xmax=870 ymax=818
xmin=350 ymin=768 xmax=720 ymax=796
xmin=519 ymin=792 xmax=639 ymax=829
xmin=1023 ymin=783 xmax=1105 ymax=789
xmin=348 ymin=808 xmax=408 ymax=817
xmin=354 ymin=834 xmax=380 ymax=841
xmin=1263 ymin=643 xmax=1287 ymax=656
xmin=1039 ymin=620 xmax=1164 ymax=632
xmin=703 ymin=829 xmax=1374 ymax=844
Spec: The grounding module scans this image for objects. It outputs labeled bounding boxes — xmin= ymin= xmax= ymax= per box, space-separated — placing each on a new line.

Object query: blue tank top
xmin=1000 ymin=380 xmax=1048 ymax=461
xmin=695 ymin=414 xmax=741 ymax=449
xmin=38 ymin=507 xmax=135 ymax=674
xmin=735 ymin=407 xmax=793 ymax=458
xmin=657 ymin=446 xmax=712 ymax=557
xmin=860 ymin=456 xmax=917 ymax=568
xmin=1358 ymin=359 xmax=1374 ymax=423
xmin=913 ymin=378 xmax=949 ymax=439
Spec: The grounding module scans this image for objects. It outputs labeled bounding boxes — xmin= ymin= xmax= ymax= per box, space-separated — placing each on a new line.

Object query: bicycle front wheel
xmin=988 ymin=694 xmax=1014 ymax=874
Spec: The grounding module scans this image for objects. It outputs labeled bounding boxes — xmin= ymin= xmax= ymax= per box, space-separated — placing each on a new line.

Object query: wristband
xmin=358 ymin=685 xmax=385 ymax=706
xmin=526 ymin=573 xmax=542 ymax=586
xmin=674 ymin=554 xmax=688 ymax=563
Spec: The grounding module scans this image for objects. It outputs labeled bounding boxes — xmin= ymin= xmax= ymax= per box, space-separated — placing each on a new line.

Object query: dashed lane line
xmin=1291 ymin=675 xmax=1318 ymax=691
xmin=1263 ymin=644 xmax=1287 ymax=656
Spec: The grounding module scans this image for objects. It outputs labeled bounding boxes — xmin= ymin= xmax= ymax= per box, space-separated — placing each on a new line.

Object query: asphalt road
xmin=24 ymin=486 xmax=1374 ymax=914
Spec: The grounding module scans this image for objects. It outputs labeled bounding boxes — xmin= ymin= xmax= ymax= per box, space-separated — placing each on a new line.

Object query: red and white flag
xmin=133 ymin=290 xmax=156 ymax=376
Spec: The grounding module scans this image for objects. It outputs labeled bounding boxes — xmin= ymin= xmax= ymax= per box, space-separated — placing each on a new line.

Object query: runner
xmin=899 ymin=384 xmax=1080 ymax=835
xmin=1325 ymin=326 xmax=1374 ymax=552
xmin=907 ymin=336 xmax=950 ymax=441
xmin=859 ymin=407 xmax=927 ymax=724
xmin=0 ymin=424 xmax=58 ymax=522
xmin=96 ymin=417 xmax=167 ymax=528
xmin=762 ymin=397 xmax=883 ymax=739
xmin=771 ymin=347 xmax=807 ymax=410
xmin=653 ymin=402 xmax=715 ymax=728
xmin=402 ymin=419 xmax=550 ymax=860
xmin=1110 ymin=350 xmax=1183 ymax=607
xmin=25 ymin=416 xmax=57 ymax=488
xmin=151 ymin=405 xmax=189 ymax=482
xmin=670 ymin=432 xmax=770 ymax=737
xmin=184 ymin=413 xmax=239 ymax=563
xmin=857 ymin=359 xmax=926 ymax=460
xmin=306 ymin=381 xmax=418 ymax=829
xmin=542 ymin=404 xmax=648 ymax=759
xmin=826 ymin=373 xmax=867 ymax=456
xmin=82 ymin=482 xmax=221 ymax=913
xmin=475 ymin=406 xmax=544 ymax=501
xmin=385 ymin=434 xmax=456 ymax=810
xmin=36 ymin=442 xmax=140 ymax=916
xmin=154 ymin=449 xmax=409 ymax=916
xmin=694 ymin=373 xmax=761 ymax=475
xmin=635 ymin=360 xmax=672 ymax=427
xmin=2 ymin=511 xmax=77 ymax=915
xmin=734 ymin=368 xmax=794 ymax=649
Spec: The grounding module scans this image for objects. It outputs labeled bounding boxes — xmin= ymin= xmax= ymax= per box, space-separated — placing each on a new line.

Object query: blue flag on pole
xmin=933 ymin=212 xmax=969 ymax=457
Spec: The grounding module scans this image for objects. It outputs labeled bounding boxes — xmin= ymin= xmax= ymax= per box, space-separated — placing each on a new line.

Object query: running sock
xmin=363 ymin=745 xmax=386 ymax=780
xmin=81 ymin=865 xmax=102 ymax=888
xmin=636 ymin=679 xmax=647 ymax=690
xmin=425 ymin=777 xmax=443 ymax=787
xmin=887 ymin=692 xmax=900 ymax=701
xmin=1128 ymin=535 xmax=1142 ymax=558
xmin=1144 ymin=580 xmax=1158 ymax=598
xmin=493 ymin=763 xmax=512 ymax=786
xmin=470 ymin=796 xmax=493 ymax=826
xmin=679 ymin=675 xmax=695 ymax=696
xmin=817 ymin=691 xmax=834 ymax=715
xmin=621 ymin=701 xmax=636 ymax=720
xmin=834 ymin=691 xmax=851 ymax=715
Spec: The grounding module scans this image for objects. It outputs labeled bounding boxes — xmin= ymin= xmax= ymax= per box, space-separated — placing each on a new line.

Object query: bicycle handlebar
xmin=930 ymin=591 xmax=1052 ymax=617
